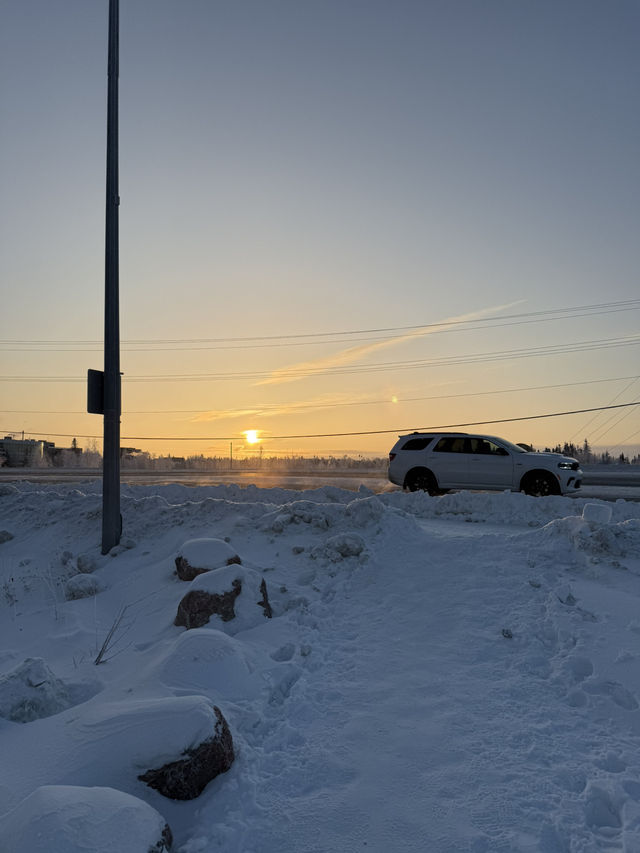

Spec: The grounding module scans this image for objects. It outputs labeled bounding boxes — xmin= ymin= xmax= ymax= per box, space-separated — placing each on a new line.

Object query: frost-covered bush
xmin=65 ymin=574 xmax=104 ymax=600
xmin=311 ymin=533 xmax=367 ymax=563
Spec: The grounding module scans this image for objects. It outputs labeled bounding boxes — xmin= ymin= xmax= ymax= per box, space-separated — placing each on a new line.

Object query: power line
xmin=571 ymin=376 xmax=640 ymax=441
xmin=3 ymin=305 xmax=639 ymax=353
xmin=609 ymin=428 xmax=640 ymax=456
xmin=2 ymin=373 xmax=637 ymax=416
xmin=1 ymin=298 xmax=639 ymax=349
xmin=4 ymin=400 xmax=639 ymax=442
xmin=2 ymin=334 xmax=639 ymax=383
xmin=590 ymin=401 xmax=638 ymax=444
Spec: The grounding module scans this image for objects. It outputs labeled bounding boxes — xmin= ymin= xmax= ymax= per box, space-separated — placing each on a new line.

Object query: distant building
xmin=0 ymin=436 xmax=82 ymax=467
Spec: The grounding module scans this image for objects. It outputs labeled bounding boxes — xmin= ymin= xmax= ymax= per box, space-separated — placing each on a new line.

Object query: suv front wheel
xmin=521 ymin=471 xmax=560 ymax=497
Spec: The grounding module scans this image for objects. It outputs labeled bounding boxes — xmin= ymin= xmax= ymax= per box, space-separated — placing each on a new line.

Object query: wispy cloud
xmin=257 ymin=302 xmax=524 ymax=386
xmin=188 ymin=392 xmax=380 ymax=424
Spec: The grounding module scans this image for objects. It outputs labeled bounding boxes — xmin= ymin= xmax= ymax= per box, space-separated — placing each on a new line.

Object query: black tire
xmin=521 ymin=471 xmax=560 ymax=497
xmin=405 ymin=468 xmax=440 ymax=496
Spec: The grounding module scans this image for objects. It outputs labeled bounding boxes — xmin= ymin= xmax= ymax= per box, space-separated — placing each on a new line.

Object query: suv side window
xmin=468 ymin=438 xmax=508 ymax=456
xmin=401 ymin=437 xmax=434 ymax=450
xmin=434 ymin=437 xmax=466 ymax=453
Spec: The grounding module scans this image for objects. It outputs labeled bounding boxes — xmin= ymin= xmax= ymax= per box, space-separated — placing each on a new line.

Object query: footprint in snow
xmin=563 ymin=655 xmax=594 ymax=684
xmin=584 ymin=785 xmax=622 ymax=831
xmin=270 ymin=643 xmax=296 ymax=662
xmin=584 ymin=680 xmax=639 ymax=711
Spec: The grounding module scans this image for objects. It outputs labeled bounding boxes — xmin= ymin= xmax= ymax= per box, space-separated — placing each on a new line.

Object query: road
xmin=1 ymin=467 xmax=639 ymax=501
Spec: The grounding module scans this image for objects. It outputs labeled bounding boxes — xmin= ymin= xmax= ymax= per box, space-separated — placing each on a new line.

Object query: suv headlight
xmin=557 ymin=461 xmax=574 ymax=470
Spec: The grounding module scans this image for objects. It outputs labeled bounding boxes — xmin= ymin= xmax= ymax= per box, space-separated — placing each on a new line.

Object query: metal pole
xmin=102 ymin=0 xmax=121 ymax=554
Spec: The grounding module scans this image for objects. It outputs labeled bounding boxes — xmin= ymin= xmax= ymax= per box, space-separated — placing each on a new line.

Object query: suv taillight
xmin=389 ymin=453 xmax=396 ymax=461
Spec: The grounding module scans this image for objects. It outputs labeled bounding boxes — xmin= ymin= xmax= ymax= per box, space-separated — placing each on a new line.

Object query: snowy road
xmin=0 ymin=467 xmax=638 ymax=502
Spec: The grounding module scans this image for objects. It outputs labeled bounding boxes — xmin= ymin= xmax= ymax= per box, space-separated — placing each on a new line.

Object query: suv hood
xmin=521 ymin=452 xmax=580 ymax=466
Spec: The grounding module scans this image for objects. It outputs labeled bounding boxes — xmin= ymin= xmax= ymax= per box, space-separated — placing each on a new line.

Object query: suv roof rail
xmin=405 ymin=430 xmax=469 ymax=436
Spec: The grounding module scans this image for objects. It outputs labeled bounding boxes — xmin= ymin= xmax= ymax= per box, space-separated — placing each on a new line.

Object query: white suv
xmin=388 ymin=432 xmax=582 ymax=496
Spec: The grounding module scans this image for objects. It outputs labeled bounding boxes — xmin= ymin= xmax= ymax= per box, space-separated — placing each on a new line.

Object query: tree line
xmin=541 ymin=438 xmax=638 ymax=465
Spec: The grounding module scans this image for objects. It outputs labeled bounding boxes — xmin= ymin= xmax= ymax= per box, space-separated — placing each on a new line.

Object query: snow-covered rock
xmin=138 ymin=704 xmax=234 ymax=800
xmin=157 ymin=629 xmax=262 ymax=700
xmin=0 ymin=785 xmax=172 ymax=853
xmin=0 ymin=658 xmax=71 ymax=722
xmin=174 ymin=565 xmax=271 ymax=633
xmin=175 ymin=537 xmax=241 ymax=581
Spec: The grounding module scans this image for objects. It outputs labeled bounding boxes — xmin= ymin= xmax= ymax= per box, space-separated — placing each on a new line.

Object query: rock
xmin=65 ymin=574 xmax=104 ymax=600
xmin=139 ymin=706 xmax=234 ymax=800
xmin=174 ymin=566 xmax=272 ymax=633
xmin=0 ymin=658 xmax=71 ymax=722
xmin=0 ymin=530 xmax=14 ymax=544
xmin=174 ymin=581 xmax=241 ymax=629
xmin=175 ymin=538 xmax=241 ymax=581
xmin=1 ymin=785 xmax=173 ymax=853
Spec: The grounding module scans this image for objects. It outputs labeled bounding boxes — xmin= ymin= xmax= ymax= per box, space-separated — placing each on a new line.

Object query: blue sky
xmin=1 ymin=1 xmax=638 ymax=456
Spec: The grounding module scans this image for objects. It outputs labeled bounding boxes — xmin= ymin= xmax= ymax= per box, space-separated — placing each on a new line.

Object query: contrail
xmin=257 ymin=301 xmax=524 ymax=386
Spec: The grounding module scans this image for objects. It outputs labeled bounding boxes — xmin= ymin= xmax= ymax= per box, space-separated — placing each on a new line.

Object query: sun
xmin=243 ymin=430 xmax=260 ymax=445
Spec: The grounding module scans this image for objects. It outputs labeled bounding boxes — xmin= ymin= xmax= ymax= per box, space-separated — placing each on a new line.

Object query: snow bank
xmin=2 ymin=480 xmax=640 ymax=851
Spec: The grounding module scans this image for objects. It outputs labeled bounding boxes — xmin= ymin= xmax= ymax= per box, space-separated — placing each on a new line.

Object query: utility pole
xmin=101 ymin=0 xmax=121 ymax=553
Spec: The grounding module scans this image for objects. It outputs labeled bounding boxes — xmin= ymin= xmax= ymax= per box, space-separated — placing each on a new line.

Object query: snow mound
xmin=379 ymin=489 xmax=640 ymax=527
xmin=345 ymin=495 xmax=385 ymax=527
xmin=157 ymin=629 xmax=261 ymax=700
xmin=0 ymin=658 xmax=71 ymax=722
xmin=583 ymin=502 xmax=613 ymax=524
xmin=177 ymin=537 xmax=241 ymax=570
xmin=1 ymin=785 xmax=171 ymax=853
xmin=262 ymin=499 xmax=341 ymax=532
xmin=539 ymin=517 xmax=640 ymax=559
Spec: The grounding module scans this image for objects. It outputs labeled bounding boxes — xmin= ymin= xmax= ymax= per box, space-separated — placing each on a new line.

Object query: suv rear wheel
xmin=405 ymin=468 xmax=441 ymax=496
xmin=521 ymin=471 xmax=560 ymax=497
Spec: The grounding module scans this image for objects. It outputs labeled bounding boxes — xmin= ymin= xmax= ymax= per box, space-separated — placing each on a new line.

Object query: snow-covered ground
xmin=1 ymin=481 xmax=640 ymax=852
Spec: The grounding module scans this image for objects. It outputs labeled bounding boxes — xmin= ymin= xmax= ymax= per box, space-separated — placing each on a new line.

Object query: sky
xmin=1 ymin=0 xmax=639 ymax=459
